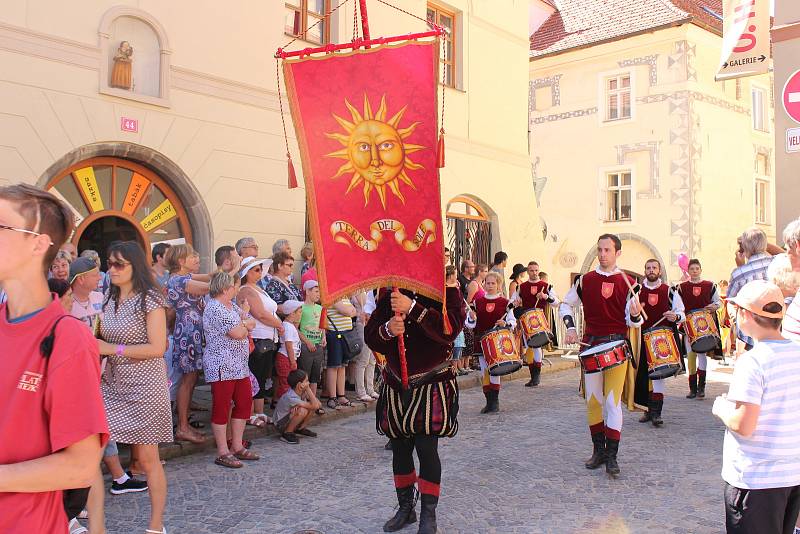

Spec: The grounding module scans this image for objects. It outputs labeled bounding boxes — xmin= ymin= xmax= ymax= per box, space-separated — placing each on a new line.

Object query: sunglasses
xmin=0 ymin=223 xmax=55 ymax=246
xmin=107 ymin=260 xmax=131 ymax=270
xmin=251 ymin=266 xmax=262 ymax=272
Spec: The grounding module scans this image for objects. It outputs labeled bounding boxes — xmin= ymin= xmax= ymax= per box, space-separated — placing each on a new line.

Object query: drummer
xmin=512 ymin=261 xmax=559 ymax=387
xmin=560 ymin=234 xmax=644 ymax=478
xmin=634 ymin=259 xmax=685 ymax=427
xmin=676 ymin=259 xmax=721 ymax=399
xmin=473 ymin=271 xmax=516 ymax=414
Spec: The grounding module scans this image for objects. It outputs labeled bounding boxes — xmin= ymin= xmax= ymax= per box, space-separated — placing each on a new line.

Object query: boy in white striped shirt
xmin=713 ymin=280 xmax=800 ymax=534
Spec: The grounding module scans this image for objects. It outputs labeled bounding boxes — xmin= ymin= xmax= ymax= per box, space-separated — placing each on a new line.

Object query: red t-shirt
xmin=518 ymin=280 xmax=550 ymax=310
xmin=0 ymin=297 xmax=109 ymax=534
xmin=474 ymin=295 xmax=510 ymax=336
xmin=580 ymin=271 xmax=636 ymax=336
xmin=639 ymin=283 xmax=672 ymax=330
xmin=678 ymin=280 xmax=714 ymax=311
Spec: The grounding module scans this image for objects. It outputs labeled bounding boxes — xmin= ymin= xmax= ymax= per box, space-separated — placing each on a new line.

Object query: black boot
xmin=531 ymin=365 xmax=541 ymax=387
xmin=697 ymin=371 xmax=706 ymax=399
xmin=651 ymin=399 xmax=664 ymax=427
xmin=480 ymin=391 xmax=491 ymax=414
xmin=605 ymin=438 xmax=620 ymax=478
xmin=487 ymin=390 xmax=500 ymax=413
xmin=585 ymin=433 xmax=606 ymax=469
xmin=686 ymin=374 xmax=697 ymax=399
xmin=524 ymin=366 xmax=535 ymax=387
xmin=638 ymin=404 xmax=651 ymax=423
xmin=383 ymin=486 xmax=418 ymax=532
xmin=417 ymin=494 xmax=437 ymax=534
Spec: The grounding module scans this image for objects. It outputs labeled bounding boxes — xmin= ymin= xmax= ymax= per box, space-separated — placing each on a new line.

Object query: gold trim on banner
xmin=330 ymin=218 xmax=437 ymax=252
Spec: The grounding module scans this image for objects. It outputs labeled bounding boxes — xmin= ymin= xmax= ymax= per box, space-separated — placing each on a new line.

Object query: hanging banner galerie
xmin=283 ymin=40 xmax=444 ymax=304
xmin=715 ymin=0 xmax=770 ymax=81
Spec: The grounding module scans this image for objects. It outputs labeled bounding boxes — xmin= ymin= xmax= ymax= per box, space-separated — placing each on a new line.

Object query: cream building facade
xmin=0 ymin=0 xmax=541 ymax=271
xmin=529 ymin=0 xmax=776 ymax=291
xmin=773 ymin=0 xmax=800 ymax=239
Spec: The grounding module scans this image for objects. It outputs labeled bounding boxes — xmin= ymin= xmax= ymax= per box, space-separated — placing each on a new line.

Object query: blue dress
xmin=167 ymin=274 xmax=205 ymax=374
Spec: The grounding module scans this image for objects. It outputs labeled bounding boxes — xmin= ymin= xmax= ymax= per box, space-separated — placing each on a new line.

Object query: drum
xmin=479 ymin=327 xmax=522 ymax=376
xmin=685 ymin=309 xmax=720 ymax=354
xmin=579 ymin=340 xmax=629 ymax=374
xmin=518 ymin=308 xmax=550 ymax=348
xmin=642 ymin=327 xmax=681 ymax=380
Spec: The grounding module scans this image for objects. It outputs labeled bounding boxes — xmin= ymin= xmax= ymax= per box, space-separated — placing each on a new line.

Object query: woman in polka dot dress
xmin=99 ymin=241 xmax=171 ymax=534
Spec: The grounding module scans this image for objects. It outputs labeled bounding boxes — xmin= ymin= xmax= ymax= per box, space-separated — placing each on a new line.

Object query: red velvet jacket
xmin=365 ymin=287 xmax=466 ymax=389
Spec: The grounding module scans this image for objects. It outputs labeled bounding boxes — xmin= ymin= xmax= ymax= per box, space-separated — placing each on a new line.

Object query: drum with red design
xmin=642 ymin=327 xmax=681 ymax=380
xmin=479 ymin=327 xmax=522 ymax=376
xmin=685 ymin=308 xmax=720 ymax=354
xmin=579 ymin=340 xmax=629 ymax=374
xmin=519 ymin=308 xmax=550 ymax=348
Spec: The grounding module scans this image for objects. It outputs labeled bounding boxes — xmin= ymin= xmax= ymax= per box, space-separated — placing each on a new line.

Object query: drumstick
xmin=618 ymin=271 xmax=648 ymax=321
xmin=578 ymin=341 xmax=591 ymax=347
xmin=649 ymin=315 xmax=668 ymax=329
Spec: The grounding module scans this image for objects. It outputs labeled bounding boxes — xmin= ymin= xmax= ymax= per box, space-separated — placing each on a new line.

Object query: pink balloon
xmin=677 ymin=253 xmax=689 ymax=272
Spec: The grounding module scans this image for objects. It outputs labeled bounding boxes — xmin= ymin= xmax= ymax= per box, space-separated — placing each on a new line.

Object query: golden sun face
xmin=325 ymin=94 xmax=424 ymax=209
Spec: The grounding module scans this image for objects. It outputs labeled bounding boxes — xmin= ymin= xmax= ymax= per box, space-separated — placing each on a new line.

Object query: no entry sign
xmin=784 ymin=69 xmax=800 ymax=124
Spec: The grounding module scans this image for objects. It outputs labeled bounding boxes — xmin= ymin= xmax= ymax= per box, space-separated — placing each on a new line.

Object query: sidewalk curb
xmin=147 ymin=356 xmax=579 ymax=463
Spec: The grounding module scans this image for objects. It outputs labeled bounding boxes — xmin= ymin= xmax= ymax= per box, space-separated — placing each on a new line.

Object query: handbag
xmin=253 ymin=338 xmax=277 ymax=354
xmin=39 ymin=315 xmax=91 ymax=520
xmin=329 ymin=315 xmax=363 ymax=358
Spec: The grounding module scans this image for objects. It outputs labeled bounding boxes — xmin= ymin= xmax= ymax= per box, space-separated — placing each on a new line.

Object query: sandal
xmin=232 ymin=448 xmax=260 ymax=461
xmin=145 ymin=529 xmax=167 ymax=534
xmin=337 ymin=396 xmax=353 ymax=407
xmin=315 ymin=408 xmax=326 ymax=415
xmin=246 ymin=415 xmax=267 ymax=428
xmin=326 ymin=398 xmax=338 ymax=410
xmin=188 ymin=418 xmax=205 ymax=429
xmin=214 ymin=454 xmax=243 ymax=469
xmin=175 ymin=430 xmax=205 ymax=444
xmin=227 ymin=439 xmax=252 ymax=450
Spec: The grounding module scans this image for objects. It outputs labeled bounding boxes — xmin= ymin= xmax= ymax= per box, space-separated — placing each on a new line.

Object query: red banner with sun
xmin=283 ymin=40 xmax=444 ymax=305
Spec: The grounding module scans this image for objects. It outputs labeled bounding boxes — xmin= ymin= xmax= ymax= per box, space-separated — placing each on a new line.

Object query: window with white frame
xmin=752 ymin=86 xmax=768 ymax=132
xmin=755 ymin=179 xmax=769 ymax=224
xmin=605 ymin=74 xmax=631 ymax=121
xmin=285 ymin=0 xmax=331 ymax=45
xmin=605 ymin=171 xmax=632 ymax=222
xmin=426 ymin=4 xmax=457 ymax=88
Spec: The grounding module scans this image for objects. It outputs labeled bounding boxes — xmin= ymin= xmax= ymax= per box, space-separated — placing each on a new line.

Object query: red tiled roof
xmin=530 ymin=0 xmax=722 ymax=58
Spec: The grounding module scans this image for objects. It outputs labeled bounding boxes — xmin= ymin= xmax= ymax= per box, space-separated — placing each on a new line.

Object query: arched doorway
xmin=45 ymin=157 xmax=192 ymax=263
xmin=446 ymin=196 xmax=492 ymax=269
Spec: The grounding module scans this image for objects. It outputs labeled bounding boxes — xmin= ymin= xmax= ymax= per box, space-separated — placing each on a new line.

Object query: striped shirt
xmin=722 ymin=339 xmax=800 ymax=489
xmin=728 ymin=253 xmax=773 ymax=347
xmin=326 ymin=299 xmax=354 ymax=332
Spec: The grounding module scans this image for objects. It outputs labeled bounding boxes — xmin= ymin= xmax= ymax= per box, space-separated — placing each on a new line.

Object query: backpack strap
xmin=39 ymin=315 xmax=79 ymax=360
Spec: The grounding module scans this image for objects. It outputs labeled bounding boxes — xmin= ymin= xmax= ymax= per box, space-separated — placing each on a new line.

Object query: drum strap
xmin=585 ymin=333 xmax=625 ymax=345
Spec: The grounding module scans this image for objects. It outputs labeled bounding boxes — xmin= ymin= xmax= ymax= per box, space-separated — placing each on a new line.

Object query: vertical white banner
xmin=715 ymin=0 xmax=770 ymax=81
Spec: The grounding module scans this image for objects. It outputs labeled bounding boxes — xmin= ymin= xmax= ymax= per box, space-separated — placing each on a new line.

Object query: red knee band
xmin=652 ymin=392 xmax=664 ymax=401
xmin=393 ymin=471 xmax=417 ymax=489
xmin=418 ymin=478 xmax=440 ymax=497
xmin=589 ymin=423 xmax=605 ymax=436
xmin=604 ymin=427 xmax=621 ymax=441
xmin=697 ymin=369 xmax=706 ymax=377
xmin=487 ymin=383 xmax=501 ymax=391
xmin=534 ymin=361 xmax=542 ymax=369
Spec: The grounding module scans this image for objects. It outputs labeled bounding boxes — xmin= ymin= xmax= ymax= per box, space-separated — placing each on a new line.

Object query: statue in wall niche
xmin=110 ymin=41 xmax=134 ymax=90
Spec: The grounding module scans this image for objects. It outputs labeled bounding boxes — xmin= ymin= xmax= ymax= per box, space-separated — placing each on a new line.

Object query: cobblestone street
xmin=105 ymin=364 xmax=732 ymax=534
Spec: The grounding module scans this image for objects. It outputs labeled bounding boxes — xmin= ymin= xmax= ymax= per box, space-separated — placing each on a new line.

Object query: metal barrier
xmin=554 ymin=305 xmax=584 ymax=353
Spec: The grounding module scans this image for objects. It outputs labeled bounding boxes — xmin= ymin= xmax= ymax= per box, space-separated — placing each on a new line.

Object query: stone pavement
xmin=104 ymin=362 xmax=731 ymax=534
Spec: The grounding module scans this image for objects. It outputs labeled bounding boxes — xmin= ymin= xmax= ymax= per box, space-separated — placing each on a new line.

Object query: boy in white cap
xmin=275 ymin=299 xmax=304 ymax=401
xmin=713 ymin=280 xmax=800 ymax=534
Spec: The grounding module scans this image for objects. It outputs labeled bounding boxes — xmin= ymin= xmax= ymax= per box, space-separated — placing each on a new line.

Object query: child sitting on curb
xmin=275 ymin=369 xmax=322 ymax=444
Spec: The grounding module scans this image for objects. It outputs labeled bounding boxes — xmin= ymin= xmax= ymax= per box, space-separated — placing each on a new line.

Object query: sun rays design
xmin=325 ymin=94 xmax=425 ymax=209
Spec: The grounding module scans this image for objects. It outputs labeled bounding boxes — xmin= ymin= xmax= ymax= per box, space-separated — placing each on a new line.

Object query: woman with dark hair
xmin=508 ymin=263 xmax=527 ymax=298
xmin=98 ymin=241 xmax=170 ymax=534
xmin=265 ymin=250 xmax=302 ymax=305
xmin=47 ymin=277 xmax=73 ymax=313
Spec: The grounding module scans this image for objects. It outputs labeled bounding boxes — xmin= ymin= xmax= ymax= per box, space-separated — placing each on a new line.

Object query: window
xmin=755 ymin=152 xmax=770 ymax=176
xmin=752 ymin=86 xmax=768 ymax=132
xmin=427 ymin=4 xmax=456 ymax=88
xmin=285 ymin=0 xmax=330 ymax=45
xmin=605 ymin=172 xmax=632 ymax=222
xmin=605 ymin=74 xmax=631 ymax=121
xmin=755 ymin=179 xmax=769 ymax=224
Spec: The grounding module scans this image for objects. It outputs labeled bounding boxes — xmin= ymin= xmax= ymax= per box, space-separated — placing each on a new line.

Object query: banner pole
xmin=359 ymin=0 xmax=372 ymax=47
xmin=393 ymin=286 xmax=409 ymax=389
